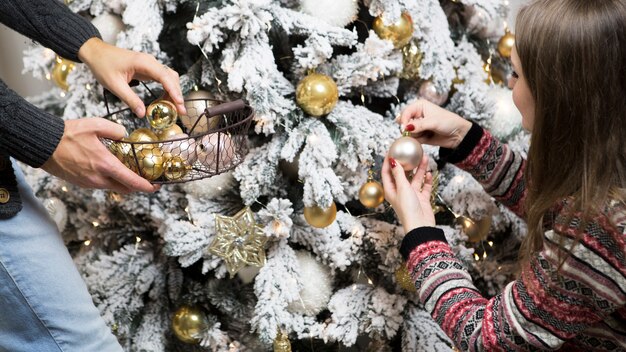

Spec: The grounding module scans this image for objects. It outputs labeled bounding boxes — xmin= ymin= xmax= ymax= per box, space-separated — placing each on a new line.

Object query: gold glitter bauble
xmin=181 ymin=90 xmax=221 ymax=134
xmin=395 ymin=264 xmax=416 ymax=292
xmin=372 ymin=12 xmax=414 ymax=48
xmin=146 ymin=100 xmax=178 ymax=129
xmin=497 ymin=30 xmax=515 ymax=58
xmin=51 ymin=57 xmax=75 ymax=91
xmin=136 ymin=146 xmax=165 ymax=181
xmin=156 ymin=124 xmax=184 ymax=140
xmin=163 ymin=155 xmax=190 ymax=181
xmin=171 ymin=306 xmax=210 ymax=344
xmin=400 ymin=42 xmax=423 ymax=80
xmin=359 ymin=181 xmax=385 ymax=208
xmin=388 ymin=134 xmax=423 ymax=171
xmin=303 ymin=202 xmax=337 ymax=228
xmin=273 ymin=330 xmax=292 ymax=352
xmin=109 ymin=141 xmax=138 ymax=172
xmin=296 ymin=73 xmax=339 ymax=117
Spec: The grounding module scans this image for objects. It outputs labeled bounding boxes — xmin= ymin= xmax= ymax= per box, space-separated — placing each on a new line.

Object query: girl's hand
xmin=397 ymin=99 xmax=472 ymax=149
xmin=77 ymin=38 xmax=186 ymax=118
xmin=382 ymin=153 xmax=436 ymax=233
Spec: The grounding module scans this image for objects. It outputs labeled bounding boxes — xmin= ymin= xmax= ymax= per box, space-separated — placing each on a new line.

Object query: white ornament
xmin=160 ymin=133 xmax=198 ymax=164
xmin=42 ymin=197 xmax=68 ymax=232
xmin=182 ymin=171 xmax=235 ymax=198
xmin=237 ymin=265 xmax=260 ymax=284
xmin=464 ymin=5 xmax=506 ymax=40
xmin=419 ymin=80 xmax=448 ymax=106
xmin=287 ymin=251 xmax=332 ymax=315
xmin=91 ymin=13 xmax=125 ymax=44
xmin=300 ymin=0 xmax=359 ymax=27
xmin=486 ymin=87 xmax=523 ymax=140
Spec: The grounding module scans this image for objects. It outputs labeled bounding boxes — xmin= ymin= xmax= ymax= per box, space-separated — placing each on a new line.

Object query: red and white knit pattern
xmin=406 ymin=129 xmax=626 ymax=351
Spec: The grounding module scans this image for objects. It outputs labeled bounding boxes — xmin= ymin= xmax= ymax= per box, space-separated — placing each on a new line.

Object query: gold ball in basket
xmin=304 ymin=202 xmax=337 ymax=228
xmin=146 ymin=99 xmax=178 ymax=130
xmin=181 ymin=90 xmax=220 ymax=134
xmin=109 ymin=141 xmax=138 ymax=172
xmin=359 ymin=181 xmax=385 ymax=208
xmin=136 ymin=146 xmax=165 ymax=181
xmin=161 ymin=133 xmax=198 ymax=164
xmin=164 ymin=155 xmax=191 ymax=181
xmin=497 ymin=30 xmax=515 ymax=58
xmin=196 ymin=133 xmax=236 ymax=170
xmin=389 ymin=135 xmax=423 ymax=171
xmin=296 ymin=73 xmax=339 ymax=117
xmin=372 ymin=12 xmax=414 ymax=48
xmin=51 ymin=57 xmax=75 ymax=91
xmin=127 ymin=127 xmax=158 ymax=146
xmin=156 ymin=124 xmax=184 ymax=141
xmin=171 ymin=305 xmax=210 ymax=344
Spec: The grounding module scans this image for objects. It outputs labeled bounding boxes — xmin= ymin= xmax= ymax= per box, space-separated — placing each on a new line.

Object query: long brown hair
xmin=515 ymin=0 xmax=626 ymax=258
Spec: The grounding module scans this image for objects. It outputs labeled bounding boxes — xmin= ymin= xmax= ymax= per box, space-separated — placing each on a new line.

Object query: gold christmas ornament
xmin=296 ymin=73 xmax=339 ymax=117
xmin=273 ymin=330 xmax=292 ymax=352
xmin=51 ymin=57 xmax=75 ymax=91
xmin=400 ymin=42 xmax=423 ymax=80
xmin=462 ymin=215 xmax=492 ymax=243
xmin=181 ymin=90 xmax=221 ymax=134
xmin=156 ymin=124 xmax=184 ymax=140
xmin=372 ymin=12 xmax=414 ymax=48
xmin=127 ymin=127 xmax=158 ymax=144
xmin=395 ymin=264 xmax=416 ymax=292
xmin=359 ymin=180 xmax=385 ymax=208
xmin=388 ymin=132 xmax=423 ymax=171
xmin=109 ymin=141 xmax=138 ymax=172
xmin=163 ymin=155 xmax=191 ymax=181
xmin=303 ymin=202 xmax=337 ymax=228
xmin=136 ymin=147 xmax=165 ymax=181
xmin=171 ymin=305 xmax=210 ymax=344
xmin=209 ymin=207 xmax=268 ymax=277
xmin=497 ymin=30 xmax=515 ymax=58
xmin=146 ymin=100 xmax=178 ymax=129
xmin=161 ymin=133 xmax=198 ymax=164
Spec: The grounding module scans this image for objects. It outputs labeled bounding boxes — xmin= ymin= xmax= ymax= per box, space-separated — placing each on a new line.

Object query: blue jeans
xmin=0 ymin=160 xmax=122 ymax=352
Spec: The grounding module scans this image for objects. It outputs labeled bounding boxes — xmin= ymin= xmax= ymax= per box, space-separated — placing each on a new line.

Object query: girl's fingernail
xmin=389 ymin=158 xmax=397 ymax=168
xmin=405 ymin=124 xmax=415 ymax=132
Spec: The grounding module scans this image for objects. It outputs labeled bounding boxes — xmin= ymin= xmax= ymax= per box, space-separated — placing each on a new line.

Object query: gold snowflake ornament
xmin=209 ymin=207 xmax=268 ymax=277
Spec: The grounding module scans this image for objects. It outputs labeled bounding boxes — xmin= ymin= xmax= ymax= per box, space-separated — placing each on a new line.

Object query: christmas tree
xmin=22 ymin=0 xmax=528 ymax=350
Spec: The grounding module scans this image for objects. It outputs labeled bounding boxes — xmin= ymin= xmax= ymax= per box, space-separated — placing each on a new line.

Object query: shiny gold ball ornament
xmin=400 ymin=42 xmax=423 ymax=80
xmin=109 ymin=141 xmax=138 ymax=172
xmin=171 ymin=305 xmax=210 ymax=344
xmin=388 ymin=132 xmax=423 ymax=171
xmin=163 ymin=155 xmax=191 ymax=181
xmin=181 ymin=90 xmax=221 ymax=134
xmin=296 ymin=73 xmax=339 ymax=117
xmin=273 ymin=330 xmax=292 ymax=352
xmin=395 ymin=264 xmax=416 ymax=292
xmin=497 ymin=30 xmax=516 ymax=58
xmin=461 ymin=215 xmax=492 ymax=243
xmin=303 ymin=202 xmax=337 ymax=228
xmin=136 ymin=147 xmax=165 ymax=181
xmin=359 ymin=180 xmax=385 ymax=208
xmin=146 ymin=99 xmax=178 ymax=129
xmin=51 ymin=57 xmax=75 ymax=91
xmin=372 ymin=12 xmax=414 ymax=48
xmin=156 ymin=124 xmax=184 ymax=140
xmin=127 ymin=127 xmax=158 ymax=144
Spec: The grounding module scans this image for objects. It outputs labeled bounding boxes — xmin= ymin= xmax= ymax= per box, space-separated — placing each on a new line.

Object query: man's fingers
xmin=91 ymin=118 xmax=128 ymax=140
xmin=110 ymin=81 xmax=146 ymax=117
xmin=105 ymin=156 xmax=159 ymax=193
xmin=133 ymin=56 xmax=185 ymax=114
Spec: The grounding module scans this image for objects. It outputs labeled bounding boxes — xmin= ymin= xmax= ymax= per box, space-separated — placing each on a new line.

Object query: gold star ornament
xmin=209 ymin=207 xmax=268 ymax=277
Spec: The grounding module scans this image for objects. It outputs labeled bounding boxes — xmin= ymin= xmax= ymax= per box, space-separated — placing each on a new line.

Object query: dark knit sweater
xmin=401 ymin=124 xmax=626 ymax=351
xmin=0 ymin=0 xmax=100 ymax=218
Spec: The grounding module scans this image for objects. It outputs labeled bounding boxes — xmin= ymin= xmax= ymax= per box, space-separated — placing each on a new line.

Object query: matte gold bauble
xmin=196 ymin=133 xmax=236 ymax=170
xmin=304 ymin=202 xmax=337 ymax=228
xmin=273 ymin=330 xmax=292 ymax=352
xmin=395 ymin=264 xmax=416 ymax=292
xmin=171 ymin=306 xmax=210 ymax=344
xmin=146 ymin=100 xmax=178 ymax=129
xmin=160 ymin=133 xmax=198 ymax=164
xmin=388 ymin=134 xmax=423 ymax=171
xmin=296 ymin=73 xmax=339 ymax=117
xmin=51 ymin=57 xmax=75 ymax=91
xmin=156 ymin=124 xmax=184 ymax=140
xmin=164 ymin=155 xmax=191 ymax=181
xmin=136 ymin=147 xmax=165 ymax=181
xmin=497 ymin=30 xmax=515 ymax=58
xmin=359 ymin=181 xmax=385 ymax=208
xmin=181 ymin=90 xmax=220 ymax=134
xmin=372 ymin=12 xmax=414 ymax=48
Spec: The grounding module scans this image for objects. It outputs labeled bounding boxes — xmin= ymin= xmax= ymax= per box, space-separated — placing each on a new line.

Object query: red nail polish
xmin=405 ymin=124 xmax=415 ymax=132
xmin=389 ymin=158 xmax=397 ymax=168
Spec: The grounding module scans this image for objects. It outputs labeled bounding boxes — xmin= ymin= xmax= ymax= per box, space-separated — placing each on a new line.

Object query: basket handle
xmin=204 ymin=99 xmax=246 ymax=117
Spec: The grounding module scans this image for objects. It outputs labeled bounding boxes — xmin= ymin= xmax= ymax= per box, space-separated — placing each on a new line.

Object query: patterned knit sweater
xmin=400 ymin=123 xmax=626 ymax=351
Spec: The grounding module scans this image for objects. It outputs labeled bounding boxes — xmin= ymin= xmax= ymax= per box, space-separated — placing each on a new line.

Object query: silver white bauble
xmin=42 ymin=197 xmax=68 ymax=232
xmin=160 ymin=133 xmax=198 ymax=164
xmin=237 ymin=265 xmax=261 ymax=284
xmin=300 ymin=0 xmax=359 ymax=27
xmin=486 ymin=87 xmax=523 ymax=139
xmin=181 ymin=90 xmax=220 ymax=134
xmin=464 ymin=5 xmax=506 ymax=40
xmin=287 ymin=251 xmax=332 ymax=315
xmin=196 ymin=133 xmax=236 ymax=170
xmin=418 ymin=80 xmax=448 ymax=106
xmin=91 ymin=13 xmax=124 ymax=44
xmin=182 ymin=171 xmax=235 ymax=198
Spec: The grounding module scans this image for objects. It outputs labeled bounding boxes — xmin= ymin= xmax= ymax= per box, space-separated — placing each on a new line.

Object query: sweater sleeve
xmin=0 ymin=80 xmax=65 ymax=167
xmin=0 ymin=0 xmax=100 ymax=62
xmin=440 ymin=122 xmax=527 ymax=218
xmin=400 ymin=205 xmax=626 ymax=351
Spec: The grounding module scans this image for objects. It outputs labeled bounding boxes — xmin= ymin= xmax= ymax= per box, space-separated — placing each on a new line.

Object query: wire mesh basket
xmin=99 ymin=83 xmax=254 ymax=184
